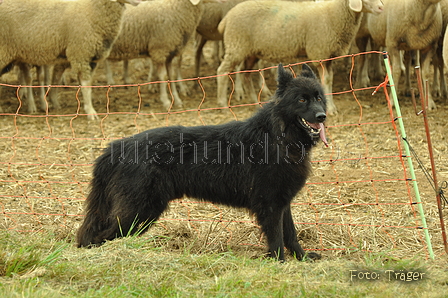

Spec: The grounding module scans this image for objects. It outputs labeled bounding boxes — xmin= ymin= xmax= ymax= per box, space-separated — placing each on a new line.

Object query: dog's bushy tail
xmin=76 ymin=152 xmax=117 ymax=247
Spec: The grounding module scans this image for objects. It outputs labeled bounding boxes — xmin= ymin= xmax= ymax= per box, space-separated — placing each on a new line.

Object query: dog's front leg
xmin=283 ymin=206 xmax=321 ymax=260
xmin=282 ymin=205 xmax=321 ymax=261
xmin=282 ymin=205 xmax=306 ymax=259
xmin=255 ymin=206 xmax=286 ymax=261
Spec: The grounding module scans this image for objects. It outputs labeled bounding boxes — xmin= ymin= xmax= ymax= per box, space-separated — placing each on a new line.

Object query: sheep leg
xmin=167 ymin=58 xmax=183 ymax=107
xmin=234 ymin=62 xmax=244 ymax=102
xmin=438 ymin=59 xmax=447 ymax=99
xmin=17 ymin=66 xmax=27 ymax=98
xmin=168 ymin=79 xmax=182 ymax=107
xmin=259 ymin=74 xmax=273 ymax=98
xmin=123 ymin=60 xmax=132 ymax=85
xmin=173 ymin=55 xmax=189 ymax=97
xmin=369 ymin=44 xmax=385 ymax=82
xmin=242 ymin=73 xmax=257 ymax=103
xmin=357 ymin=54 xmax=371 ymax=88
xmin=217 ymin=62 xmax=231 ymax=106
xmin=18 ymin=63 xmax=37 ymax=114
xmin=257 ymin=61 xmax=273 ymax=98
xmin=433 ymin=45 xmax=447 ymax=99
xmin=146 ymin=59 xmax=157 ymax=93
xmin=217 ymin=57 xmax=239 ymax=106
xmin=317 ymin=61 xmax=337 ymax=115
xmin=17 ymin=65 xmax=26 ymax=100
xmin=243 ymin=56 xmax=259 ymax=103
xmin=78 ymin=68 xmax=99 ymax=120
xmin=36 ymin=66 xmax=46 ymax=111
xmin=36 ymin=65 xmax=52 ymax=112
xmin=354 ymin=36 xmax=371 ymax=89
xmin=403 ymin=51 xmax=413 ymax=97
xmin=155 ymin=62 xmax=174 ymax=110
xmin=48 ymin=64 xmax=66 ymax=110
xmin=194 ymin=37 xmax=207 ymax=78
xmin=216 ymin=41 xmax=224 ymax=64
xmin=420 ymin=47 xmax=437 ymax=110
xmin=432 ymin=51 xmax=440 ymax=97
xmin=105 ymin=60 xmax=115 ymax=85
xmin=79 ymin=80 xmax=98 ymax=120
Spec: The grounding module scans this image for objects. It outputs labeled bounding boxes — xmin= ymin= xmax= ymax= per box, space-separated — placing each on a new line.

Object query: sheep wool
xmin=0 ymin=0 xmax=141 ymax=120
xmin=106 ymin=0 xmax=205 ymax=109
xmin=367 ymin=0 xmax=443 ymax=110
xmin=216 ymin=0 xmax=384 ymax=114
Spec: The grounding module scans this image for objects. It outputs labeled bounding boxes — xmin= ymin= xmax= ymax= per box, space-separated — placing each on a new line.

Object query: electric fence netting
xmin=0 ymin=51 xmax=446 ymax=259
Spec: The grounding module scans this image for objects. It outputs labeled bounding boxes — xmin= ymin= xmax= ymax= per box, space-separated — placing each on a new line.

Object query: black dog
xmin=77 ymin=64 xmax=327 ymax=261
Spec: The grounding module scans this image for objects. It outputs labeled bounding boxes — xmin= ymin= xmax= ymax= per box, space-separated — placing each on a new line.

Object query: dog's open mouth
xmin=299 ymin=118 xmax=328 ymax=147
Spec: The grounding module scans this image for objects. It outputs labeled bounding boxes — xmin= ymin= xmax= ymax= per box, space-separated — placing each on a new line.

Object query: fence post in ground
xmin=382 ymin=52 xmax=435 ymax=260
xmin=413 ymin=66 xmax=448 ymax=255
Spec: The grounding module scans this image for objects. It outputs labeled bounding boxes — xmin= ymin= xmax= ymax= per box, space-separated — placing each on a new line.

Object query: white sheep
xmin=0 ymin=0 xmax=141 ymax=120
xmin=442 ymin=9 xmax=448 ymax=79
xmin=366 ymin=0 xmax=443 ymax=110
xmin=432 ymin=0 xmax=448 ymax=99
xmin=216 ymin=0 xmax=384 ymax=114
xmin=195 ymin=0 xmax=320 ymax=76
xmin=196 ymin=0 xmax=275 ymax=102
xmin=105 ymin=0 xmax=205 ymax=110
xmin=195 ymin=0 xmax=247 ymax=77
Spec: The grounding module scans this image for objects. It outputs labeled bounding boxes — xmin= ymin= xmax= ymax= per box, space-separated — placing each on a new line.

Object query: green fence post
xmin=382 ymin=52 xmax=435 ymax=260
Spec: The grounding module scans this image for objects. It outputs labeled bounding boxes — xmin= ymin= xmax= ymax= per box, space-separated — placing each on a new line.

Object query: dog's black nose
xmin=315 ymin=112 xmax=326 ymax=122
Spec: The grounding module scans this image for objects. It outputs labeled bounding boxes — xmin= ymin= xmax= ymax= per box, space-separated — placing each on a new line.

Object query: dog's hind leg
xmin=282 ymin=206 xmax=321 ymax=261
xmin=100 ymin=194 xmax=170 ymax=242
xmin=77 ymin=187 xmax=170 ymax=247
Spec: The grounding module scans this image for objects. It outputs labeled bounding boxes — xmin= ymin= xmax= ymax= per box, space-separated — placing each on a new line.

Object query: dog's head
xmin=274 ymin=63 xmax=328 ymax=146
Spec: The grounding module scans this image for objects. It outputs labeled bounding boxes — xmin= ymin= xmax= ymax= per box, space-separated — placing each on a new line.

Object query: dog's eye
xmin=298 ymin=98 xmax=306 ymax=103
xmin=317 ymin=97 xmax=322 ymax=101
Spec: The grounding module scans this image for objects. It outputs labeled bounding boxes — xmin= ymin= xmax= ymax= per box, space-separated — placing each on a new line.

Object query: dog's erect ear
xmin=277 ymin=63 xmax=293 ymax=95
xmin=300 ymin=64 xmax=317 ymax=80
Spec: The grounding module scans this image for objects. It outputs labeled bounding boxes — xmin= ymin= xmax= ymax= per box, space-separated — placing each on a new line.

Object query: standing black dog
xmin=77 ymin=64 xmax=327 ymax=261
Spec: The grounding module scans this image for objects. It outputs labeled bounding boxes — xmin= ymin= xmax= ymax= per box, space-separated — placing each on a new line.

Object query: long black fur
xmin=77 ymin=64 xmax=327 ymax=261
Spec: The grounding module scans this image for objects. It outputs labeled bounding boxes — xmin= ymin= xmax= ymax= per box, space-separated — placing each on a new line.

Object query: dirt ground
xmin=0 ymin=43 xmax=447 ymax=261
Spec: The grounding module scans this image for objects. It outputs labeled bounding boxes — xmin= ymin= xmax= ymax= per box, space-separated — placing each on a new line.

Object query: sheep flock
xmin=1 ymin=0 xmax=448 ymax=117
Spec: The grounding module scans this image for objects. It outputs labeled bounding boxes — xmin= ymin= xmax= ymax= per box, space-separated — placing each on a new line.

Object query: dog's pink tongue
xmin=318 ymin=123 xmax=328 ymax=147
xmin=309 ymin=122 xmax=328 ymax=147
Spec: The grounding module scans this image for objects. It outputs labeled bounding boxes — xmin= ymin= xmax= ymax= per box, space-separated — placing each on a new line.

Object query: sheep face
xmin=356 ymin=0 xmax=384 ymax=14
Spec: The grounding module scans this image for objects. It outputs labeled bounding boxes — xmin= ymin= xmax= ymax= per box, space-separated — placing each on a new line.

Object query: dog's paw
xmin=302 ymin=252 xmax=322 ymax=262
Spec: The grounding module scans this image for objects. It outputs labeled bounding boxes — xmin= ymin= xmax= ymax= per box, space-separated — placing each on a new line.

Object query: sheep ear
xmin=300 ymin=64 xmax=317 ymax=79
xmin=348 ymin=0 xmax=363 ymax=12
xmin=189 ymin=0 xmax=201 ymax=5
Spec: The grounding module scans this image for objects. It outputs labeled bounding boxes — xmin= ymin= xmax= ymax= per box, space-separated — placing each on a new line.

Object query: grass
xmin=0 ymin=229 xmax=447 ymax=298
